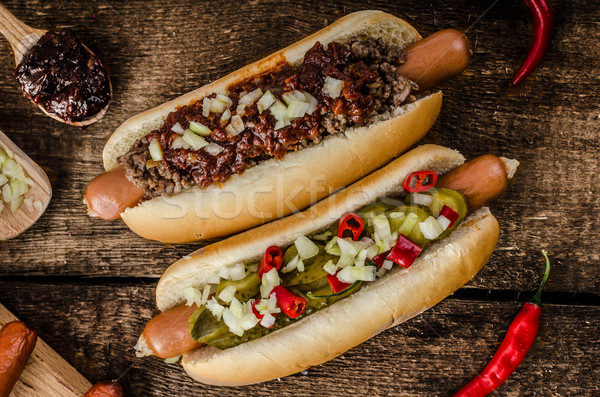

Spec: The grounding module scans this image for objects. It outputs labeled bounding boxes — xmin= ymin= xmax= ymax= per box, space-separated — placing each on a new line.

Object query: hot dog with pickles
xmin=134 ymin=144 xmax=518 ymax=385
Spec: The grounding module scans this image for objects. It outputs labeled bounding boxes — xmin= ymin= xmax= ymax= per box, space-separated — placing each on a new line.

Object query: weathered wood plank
xmin=0 ymin=282 xmax=597 ymax=396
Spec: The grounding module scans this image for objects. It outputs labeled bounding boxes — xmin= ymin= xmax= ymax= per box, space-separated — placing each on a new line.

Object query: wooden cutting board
xmin=0 ymin=304 xmax=91 ymax=396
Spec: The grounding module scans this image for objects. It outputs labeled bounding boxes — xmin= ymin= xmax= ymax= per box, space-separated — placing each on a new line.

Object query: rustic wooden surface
xmin=0 ymin=0 xmax=598 ymax=395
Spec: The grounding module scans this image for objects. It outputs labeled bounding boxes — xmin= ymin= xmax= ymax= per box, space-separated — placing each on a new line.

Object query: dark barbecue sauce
xmin=14 ymin=29 xmax=111 ymax=123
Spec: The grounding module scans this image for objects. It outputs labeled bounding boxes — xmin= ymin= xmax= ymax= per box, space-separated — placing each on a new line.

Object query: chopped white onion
xmin=229 ymin=297 xmax=244 ymax=317
xmin=382 ymin=259 xmax=394 ymax=271
xmin=189 ymin=121 xmax=211 ymax=136
xmin=294 ymin=235 xmax=319 ymax=259
xmin=201 ymin=284 xmax=212 ymax=305
xmin=286 ymin=100 xmax=310 ymax=119
xmin=228 ymin=115 xmax=245 ymax=136
xmin=222 ymin=308 xmax=244 ymax=336
xmin=219 ymin=265 xmax=231 ymax=280
xmin=323 ymin=259 xmax=338 ymax=275
xmin=202 ymin=97 xmax=211 ymax=117
xmin=372 ymin=214 xmax=392 ymax=243
xmin=274 ymin=118 xmax=291 ymax=130
xmin=148 ymin=140 xmax=163 ymax=161
xmin=268 ymin=100 xmax=287 ymax=120
xmin=205 ymin=143 xmax=225 ymax=156
xmin=282 ymin=254 xmax=302 ymax=273
xmin=419 ymin=216 xmax=444 ymax=240
xmin=182 ymin=130 xmax=208 ymax=150
xmin=216 ymin=93 xmax=233 ymax=106
xmin=228 ymin=263 xmax=246 ymax=281
xmin=260 ymin=313 xmax=276 ymax=328
xmin=337 ymin=265 xmax=376 ymax=283
xmin=411 ymin=193 xmax=433 ymax=206
xmin=210 ymin=98 xmax=228 ymax=113
xmin=238 ymin=88 xmax=263 ymax=105
xmin=336 ymin=253 xmax=355 ymax=269
xmin=236 ymin=104 xmax=246 ymax=116
xmin=0 ymin=174 xmax=7 ymax=186
xmin=206 ymin=297 xmax=224 ymax=319
xmin=171 ymin=122 xmax=185 ymax=134
xmin=171 ymin=136 xmax=192 ymax=150
xmin=323 ymin=76 xmax=343 ymax=98
xmin=304 ymin=92 xmax=318 ymax=115
xmin=282 ymin=90 xmax=306 ymax=105
xmin=325 ymin=237 xmax=341 ymax=256
xmin=336 ymin=237 xmax=361 ymax=257
xmin=183 ymin=287 xmax=202 ymax=307
xmin=437 ymin=215 xmax=452 ymax=231
xmin=217 ymin=285 xmax=237 ymax=303
xmin=221 ymin=108 xmax=231 ymax=122
xmin=257 ymin=90 xmax=276 ymax=113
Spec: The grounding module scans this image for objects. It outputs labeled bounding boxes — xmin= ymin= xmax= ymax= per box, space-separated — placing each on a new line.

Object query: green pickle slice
xmin=216 ymin=272 xmax=260 ymax=304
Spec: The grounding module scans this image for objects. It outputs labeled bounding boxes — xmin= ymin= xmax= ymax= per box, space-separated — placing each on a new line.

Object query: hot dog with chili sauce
xmin=134 ymin=144 xmax=518 ymax=385
xmin=84 ymin=11 xmax=471 ymax=243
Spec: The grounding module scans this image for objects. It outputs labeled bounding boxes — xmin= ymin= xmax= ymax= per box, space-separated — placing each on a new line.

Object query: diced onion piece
xmin=10 ymin=195 xmax=23 ymax=213
xmin=268 ymin=100 xmax=287 ymax=120
xmin=0 ymin=148 xmax=8 ymax=165
xmin=2 ymin=159 xmax=25 ymax=180
xmin=238 ymin=88 xmax=263 ymax=105
xmin=189 ymin=121 xmax=211 ymax=136
xmin=148 ymin=140 xmax=163 ymax=161
xmin=257 ymin=91 xmax=276 ymax=114
xmin=23 ymin=197 xmax=33 ymax=211
xmin=337 ymin=265 xmax=376 ymax=283
xmin=183 ymin=287 xmax=202 ymax=307
xmin=222 ymin=309 xmax=244 ymax=336
xmin=2 ymin=184 xmax=12 ymax=204
xmin=261 ymin=267 xmax=280 ymax=287
xmin=437 ymin=215 xmax=452 ymax=231
xmin=171 ymin=122 xmax=185 ymax=134
xmin=282 ymin=254 xmax=302 ymax=273
xmin=281 ymin=90 xmax=306 ymax=105
xmin=205 ymin=143 xmax=224 ymax=156
xmin=419 ymin=216 xmax=444 ymax=240
xmin=325 ymin=237 xmax=341 ymax=256
xmin=171 ymin=136 xmax=192 ymax=150
xmin=229 ymin=297 xmax=244 ymax=317
xmin=323 ymin=76 xmax=343 ymax=98
xmin=183 ymin=130 xmax=208 ymax=150
xmin=201 ymin=284 xmax=211 ymax=305
xmin=0 ymin=174 xmax=8 ymax=186
xmin=397 ymin=212 xmax=419 ymax=236
xmin=207 ymin=273 xmax=221 ymax=285
xmin=164 ymin=356 xmax=181 ymax=364
xmin=217 ymin=285 xmax=237 ymax=303
xmin=286 ymin=100 xmax=310 ymax=119
xmin=240 ymin=312 xmax=259 ymax=330
xmin=372 ymin=214 xmax=392 ymax=243
xmin=227 ymin=115 xmax=245 ymax=136
xmin=236 ymin=104 xmax=246 ymax=116
xmin=210 ymin=98 xmax=228 ymax=113
xmin=304 ymin=92 xmax=318 ymax=115
xmin=216 ymin=93 xmax=233 ymax=106
xmin=323 ymin=260 xmax=338 ymax=275
xmin=274 ymin=117 xmax=291 ymax=130
xmin=228 ymin=263 xmax=246 ymax=281
xmin=411 ymin=193 xmax=433 ymax=206
xmin=294 ymin=235 xmax=319 ymax=259
xmin=206 ymin=297 xmax=224 ymax=319
xmin=202 ymin=97 xmax=211 ymax=117
xmin=336 ymin=253 xmax=355 ymax=269
xmin=382 ymin=259 xmax=394 ymax=271
xmin=389 ymin=211 xmax=406 ymax=232
xmin=9 ymin=179 xmax=27 ymax=197
xmin=221 ymin=108 xmax=231 ymax=122
xmin=260 ymin=313 xmax=276 ymax=328
xmin=336 ymin=237 xmax=361 ymax=257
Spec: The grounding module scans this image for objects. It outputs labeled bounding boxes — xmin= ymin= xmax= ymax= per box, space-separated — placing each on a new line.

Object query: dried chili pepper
xmin=271 ymin=285 xmax=306 ymax=319
xmin=257 ymin=246 xmax=284 ymax=278
xmin=402 ymin=170 xmax=437 ymax=193
xmin=337 ymin=213 xmax=364 ymax=241
xmin=511 ymin=0 xmax=554 ymax=86
xmin=453 ymin=251 xmax=551 ymax=397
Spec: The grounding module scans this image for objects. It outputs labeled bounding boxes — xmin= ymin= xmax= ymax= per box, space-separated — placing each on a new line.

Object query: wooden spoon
xmin=0 ymin=3 xmax=111 ymax=126
xmin=0 ymin=129 xmax=51 ymax=241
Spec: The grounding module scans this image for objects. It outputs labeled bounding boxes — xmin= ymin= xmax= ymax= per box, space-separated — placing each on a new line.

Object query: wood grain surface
xmin=0 ymin=0 xmax=598 ymax=395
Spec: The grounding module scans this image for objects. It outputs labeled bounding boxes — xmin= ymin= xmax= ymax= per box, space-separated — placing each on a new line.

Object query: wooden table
xmin=0 ymin=1 xmax=598 ymax=395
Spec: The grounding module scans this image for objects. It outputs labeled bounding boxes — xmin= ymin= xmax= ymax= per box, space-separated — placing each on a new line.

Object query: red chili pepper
xmin=511 ymin=0 xmax=554 ymax=86
xmin=326 ymin=273 xmax=352 ymax=293
xmin=440 ymin=205 xmax=460 ymax=228
xmin=386 ymin=235 xmax=423 ymax=268
xmin=453 ymin=251 xmax=551 ymax=397
xmin=251 ymin=300 xmax=274 ymax=329
xmin=337 ymin=213 xmax=364 ymax=241
xmin=271 ymin=285 xmax=306 ymax=319
xmin=371 ymin=251 xmax=390 ymax=268
xmin=402 ymin=170 xmax=438 ymax=193
xmin=257 ymin=246 xmax=284 ymax=278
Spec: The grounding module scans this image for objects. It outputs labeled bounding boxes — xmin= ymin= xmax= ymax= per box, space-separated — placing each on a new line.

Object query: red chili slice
xmin=402 ymin=170 xmax=438 ymax=193
xmin=371 ymin=251 xmax=390 ymax=268
xmin=386 ymin=235 xmax=423 ymax=269
xmin=337 ymin=213 xmax=364 ymax=241
xmin=326 ymin=273 xmax=352 ymax=293
xmin=439 ymin=205 xmax=460 ymax=228
xmin=257 ymin=246 xmax=284 ymax=278
xmin=271 ymin=286 xmax=306 ymax=319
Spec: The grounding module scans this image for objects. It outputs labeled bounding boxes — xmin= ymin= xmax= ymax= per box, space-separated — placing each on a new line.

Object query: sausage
xmin=0 ymin=321 xmax=37 ymax=397
xmin=396 ymin=28 xmax=471 ymax=92
xmin=84 ymin=166 xmax=144 ymax=220
xmin=84 ymin=380 xmax=124 ymax=397
xmin=135 ymin=154 xmax=508 ymax=360
xmin=136 ymin=304 xmax=203 ymax=359
xmin=437 ymin=155 xmax=509 ymax=212
xmin=84 ymin=29 xmax=470 ymax=221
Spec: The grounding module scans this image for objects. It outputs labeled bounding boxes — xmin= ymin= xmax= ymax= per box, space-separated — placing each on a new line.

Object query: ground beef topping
xmin=120 ymin=35 xmax=417 ymax=199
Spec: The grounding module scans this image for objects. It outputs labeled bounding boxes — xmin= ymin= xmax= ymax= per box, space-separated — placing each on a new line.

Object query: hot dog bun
xmin=154 ymin=144 xmax=502 ymax=385
xmin=101 ymin=11 xmax=445 ymax=243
